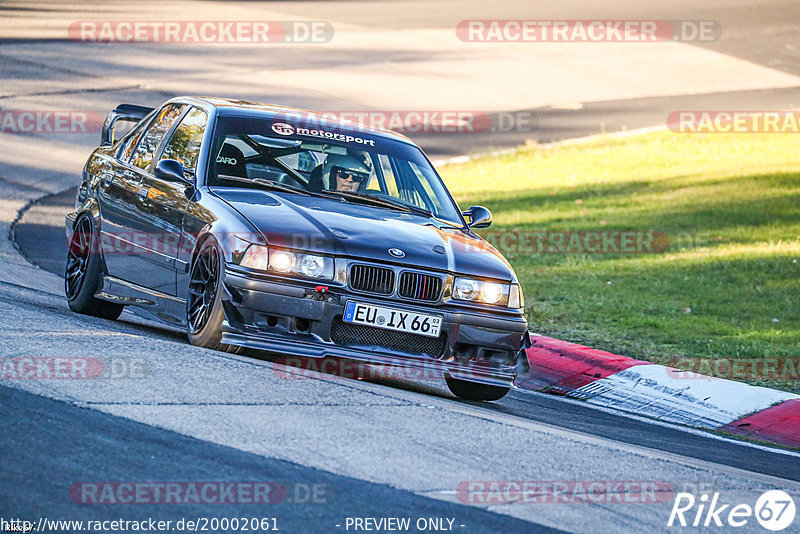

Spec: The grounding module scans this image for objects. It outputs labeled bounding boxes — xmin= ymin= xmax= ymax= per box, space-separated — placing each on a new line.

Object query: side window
xmin=130 ymin=104 xmax=186 ymax=171
xmin=160 ymin=107 xmax=208 ymax=173
xmin=118 ymin=116 xmax=152 ymax=162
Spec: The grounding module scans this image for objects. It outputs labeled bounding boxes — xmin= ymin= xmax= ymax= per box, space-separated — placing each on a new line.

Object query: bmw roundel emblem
xmin=389 ymin=248 xmax=405 ymax=258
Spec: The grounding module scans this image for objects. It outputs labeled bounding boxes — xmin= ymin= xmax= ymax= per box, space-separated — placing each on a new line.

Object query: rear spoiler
xmin=100 ymin=104 xmax=154 ymax=146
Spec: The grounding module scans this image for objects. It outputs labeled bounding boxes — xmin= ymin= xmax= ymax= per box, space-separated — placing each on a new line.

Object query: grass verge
xmin=441 ymin=131 xmax=800 ymax=393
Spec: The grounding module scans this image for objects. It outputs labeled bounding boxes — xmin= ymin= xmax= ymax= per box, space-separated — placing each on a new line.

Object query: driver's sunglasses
xmin=334 ymin=167 xmax=369 ymax=183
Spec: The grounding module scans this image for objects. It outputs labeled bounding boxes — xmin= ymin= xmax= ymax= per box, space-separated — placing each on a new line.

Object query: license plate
xmin=343 ymin=301 xmax=442 ymax=338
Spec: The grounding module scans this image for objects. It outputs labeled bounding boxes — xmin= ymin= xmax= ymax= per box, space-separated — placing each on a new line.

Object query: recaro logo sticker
xmin=216 ymin=156 xmax=237 ymax=165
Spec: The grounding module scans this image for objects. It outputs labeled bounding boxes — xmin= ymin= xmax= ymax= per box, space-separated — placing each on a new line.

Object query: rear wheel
xmin=445 ymin=375 xmax=511 ymax=401
xmin=65 ymin=215 xmax=124 ymax=320
xmin=186 ymin=239 xmax=244 ymax=354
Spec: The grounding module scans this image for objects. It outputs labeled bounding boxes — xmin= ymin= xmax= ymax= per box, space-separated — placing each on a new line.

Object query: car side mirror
xmin=155 ymin=159 xmax=193 ymax=186
xmin=463 ymin=205 xmax=492 ymax=228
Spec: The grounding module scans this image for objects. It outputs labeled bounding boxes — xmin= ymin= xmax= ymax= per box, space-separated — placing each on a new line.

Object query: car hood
xmin=210 ymin=188 xmax=514 ymax=281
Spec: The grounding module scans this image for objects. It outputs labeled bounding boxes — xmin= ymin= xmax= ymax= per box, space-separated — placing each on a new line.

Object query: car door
xmin=97 ymin=110 xmax=155 ymax=284
xmin=108 ymin=103 xmax=187 ymax=290
xmin=136 ymin=106 xmax=209 ymax=296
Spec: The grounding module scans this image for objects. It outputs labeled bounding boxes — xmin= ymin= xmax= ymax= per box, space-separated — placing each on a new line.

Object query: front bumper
xmin=65 ymin=212 xmax=77 ymax=240
xmin=220 ymin=267 xmax=529 ymax=387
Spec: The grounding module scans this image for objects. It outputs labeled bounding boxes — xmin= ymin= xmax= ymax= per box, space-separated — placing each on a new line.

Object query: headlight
xmin=299 ymin=254 xmax=326 ymax=278
xmin=270 ymin=250 xmax=295 ymax=273
xmin=239 ymin=245 xmax=333 ymax=280
xmin=480 ymin=283 xmax=504 ymax=304
xmin=453 ymin=278 xmax=479 ymax=301
xmin=453 ymin=277 xmax=510 ymax=306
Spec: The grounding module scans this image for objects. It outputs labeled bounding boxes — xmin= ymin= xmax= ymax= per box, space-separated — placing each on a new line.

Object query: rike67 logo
xmin=668 ymin=490 xmax=795 ymax=531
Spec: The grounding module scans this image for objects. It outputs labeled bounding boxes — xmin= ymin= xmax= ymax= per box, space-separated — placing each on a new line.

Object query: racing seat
xmin=215 ymin=143 xmax=248 ymax=181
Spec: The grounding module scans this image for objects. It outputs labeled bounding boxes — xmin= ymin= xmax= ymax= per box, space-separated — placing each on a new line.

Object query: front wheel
xmin=186 ymin=239 xmax=244 ymax=354
xmin=65 ymin=215 xmax=124 ymax=320
xmin=445 ymin=375 xmax=511 ymax=401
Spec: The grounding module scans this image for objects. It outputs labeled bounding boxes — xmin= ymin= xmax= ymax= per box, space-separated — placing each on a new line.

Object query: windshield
xmin=208 ymin=116 xmax=464 ymax=225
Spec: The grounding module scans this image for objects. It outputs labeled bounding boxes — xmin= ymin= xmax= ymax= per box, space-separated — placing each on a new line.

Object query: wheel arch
xmin=186 ymin=221 xmax=265 ymax=273
xmin=176 ymin=192 xmax=266 ymax=300
xmin=69 ymin=199 xmax=111 ymax=274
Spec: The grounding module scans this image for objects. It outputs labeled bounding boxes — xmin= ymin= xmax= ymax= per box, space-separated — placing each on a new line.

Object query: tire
xmin=186 ymin=238 xmax=244 ymax=354
xmin=65 ymin=215 xmax=124 ymax=320
xmin=445 ymin=375 xmax=511 ymax=401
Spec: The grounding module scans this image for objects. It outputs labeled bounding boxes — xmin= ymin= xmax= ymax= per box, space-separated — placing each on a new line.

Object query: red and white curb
xmin=518 ymin=334 xmax=800 ymax=449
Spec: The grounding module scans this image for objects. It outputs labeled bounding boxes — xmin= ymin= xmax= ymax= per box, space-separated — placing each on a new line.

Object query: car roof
xmin=178 ymin=96 xmax=418 ymax=146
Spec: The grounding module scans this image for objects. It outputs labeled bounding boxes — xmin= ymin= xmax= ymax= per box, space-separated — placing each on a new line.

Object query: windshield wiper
xmin=321 ymin=191 xmax=433 ymax=217
xmin=217 ymin=175 xmax=434 ymax=216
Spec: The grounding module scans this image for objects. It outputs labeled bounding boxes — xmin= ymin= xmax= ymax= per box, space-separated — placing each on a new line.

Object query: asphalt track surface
xmin=2 ymin=385 xmax=555 ymax=533
xmin=4 ymin=1 xmax=800 ymax=533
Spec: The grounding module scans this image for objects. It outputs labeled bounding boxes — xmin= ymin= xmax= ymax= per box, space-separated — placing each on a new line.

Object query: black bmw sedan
xmin=65 ymin=97 xmax=530 ymax=401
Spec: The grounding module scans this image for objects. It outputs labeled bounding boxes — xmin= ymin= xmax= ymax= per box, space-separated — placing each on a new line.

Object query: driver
xmin=322 ymin=154 xmax=371 ymax=192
